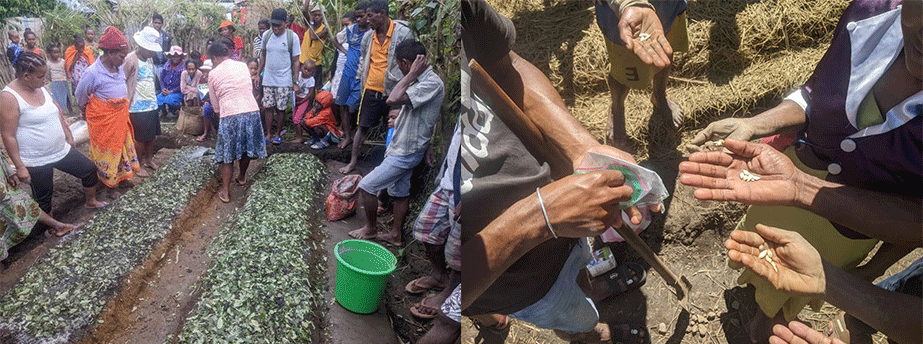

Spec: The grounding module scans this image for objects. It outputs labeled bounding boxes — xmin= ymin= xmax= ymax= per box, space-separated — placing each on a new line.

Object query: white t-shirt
xmin=295 ymin=74 xmax=316 ymax=99
xmin=262 ymin=30 xmax=301 ymax=87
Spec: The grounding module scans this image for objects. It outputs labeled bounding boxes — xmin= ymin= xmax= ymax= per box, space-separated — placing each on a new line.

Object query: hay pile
xmin=485 ymin=0 xmax=850 ymax=160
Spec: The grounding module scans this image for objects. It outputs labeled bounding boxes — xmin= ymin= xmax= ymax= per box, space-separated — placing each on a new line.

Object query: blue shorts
xmin=877 ymin=257 xmax=923 ymax=297
xmin=357 ymin=151 xmax=425 ymax=198
xmin=508 ymin=238 xmax=599 ymax=333
xmin=157 ymin=92 xmax=183 ymax=107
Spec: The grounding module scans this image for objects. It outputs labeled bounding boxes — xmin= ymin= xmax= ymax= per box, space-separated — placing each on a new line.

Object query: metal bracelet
xmin=535 ymin=187 xmax=558 ymax=239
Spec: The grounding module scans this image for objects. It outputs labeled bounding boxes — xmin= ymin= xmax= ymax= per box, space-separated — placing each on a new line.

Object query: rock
xmin=658 ymin=322 xmax=668 ymax=334
xmin=699 ymin=324 xmax=708 ymax=337
xmin=707 ymin=311 xmax=717 ymax=320
xmin=731 ymin=300 xmax=740 ymax=310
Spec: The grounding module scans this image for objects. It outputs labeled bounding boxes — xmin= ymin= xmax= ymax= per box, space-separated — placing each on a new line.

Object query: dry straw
xmin=485 ymin=0 xmax=849 ymax=161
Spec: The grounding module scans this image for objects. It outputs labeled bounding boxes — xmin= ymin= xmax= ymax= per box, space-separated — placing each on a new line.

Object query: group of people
xmin=461 ymin=1 xmax=921 ymax=344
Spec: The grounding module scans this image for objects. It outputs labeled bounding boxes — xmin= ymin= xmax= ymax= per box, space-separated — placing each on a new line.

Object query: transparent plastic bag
xmin=575 ymin=151 xmax=669 ymax=242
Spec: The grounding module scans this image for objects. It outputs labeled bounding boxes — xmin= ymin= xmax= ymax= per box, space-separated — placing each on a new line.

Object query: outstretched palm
xmin=726 ymin=224 xmax=826 ymax=296
xmin=679 ymin=139 xmax=801 ymax=206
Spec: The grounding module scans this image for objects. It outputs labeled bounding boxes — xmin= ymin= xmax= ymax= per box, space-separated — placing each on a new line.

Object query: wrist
xmin=793 ymin=170 xmax=824 ymax=208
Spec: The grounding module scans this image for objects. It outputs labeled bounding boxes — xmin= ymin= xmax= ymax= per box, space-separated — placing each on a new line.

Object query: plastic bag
xmin=325 ymin=174 xmax=362 ymax=221
xmin=575 ymin=151 xmax=668 ymax=242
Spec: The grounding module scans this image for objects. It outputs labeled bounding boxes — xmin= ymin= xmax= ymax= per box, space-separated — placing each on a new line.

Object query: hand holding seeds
xmin=679 ymin=139 xmax=805 ymax=206
xmin=617 ymin=5 xmax=672 ymax=68
xmin=725 ymin=224 xmax=826 ymax=296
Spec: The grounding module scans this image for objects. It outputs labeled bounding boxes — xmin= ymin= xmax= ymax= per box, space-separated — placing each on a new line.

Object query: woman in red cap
xmin=74 ymin=26 xmax=141 ymax=188
xmin=218 ymin=21 xmax=245 ymax=61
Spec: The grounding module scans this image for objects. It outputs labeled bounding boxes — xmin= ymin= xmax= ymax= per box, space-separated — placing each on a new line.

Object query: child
xmin=22 ymin=29 xmax=43 ymax=58
xmin=180 ymin=59 xmax=202 ymax=107
xmin=46 ymin=45 xmax=71 ymax=116
xmin=253 ymin=19 xmax=269 ymax=63
xmin=6 ymin=30 xmax=21 ymax=64
xmin=302 ymin=90 xmax=341 ymax=149
xmin=248 ymin=58 xmax=262 ymax=107
xmin=197 ymin=60 xmax=216 ymax=142
xmin=291 ymin=59 xmax=316 ymax=143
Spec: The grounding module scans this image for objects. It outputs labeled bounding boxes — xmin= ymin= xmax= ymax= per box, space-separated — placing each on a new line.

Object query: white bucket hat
xmin=199 ymin=59 xmax=213 ymax=71
xmin=133 ymin=26 xmax=162 ymax=53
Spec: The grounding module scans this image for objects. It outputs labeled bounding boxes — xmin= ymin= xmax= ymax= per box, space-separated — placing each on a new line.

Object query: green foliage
xmin=0 ymin=0 xmax=57 ymax=25
xmin=41 ymin=4 xmax=93 ymax=49
xmin=179 ymin=153 xmax=327 ymax=343
xmin=0 ymin=146 xmax=216 ymax=341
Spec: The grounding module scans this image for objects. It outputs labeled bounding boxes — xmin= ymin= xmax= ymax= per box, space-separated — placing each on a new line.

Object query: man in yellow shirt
xmin=340 ymin=0 xmax=414 ymax=174
xmin=301 ymin=0 xmax=328 ymax=87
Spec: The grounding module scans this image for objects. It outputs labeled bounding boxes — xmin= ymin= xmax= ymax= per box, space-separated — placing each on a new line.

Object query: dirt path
xmin=80 ymin=160 xmax=261 ymax=344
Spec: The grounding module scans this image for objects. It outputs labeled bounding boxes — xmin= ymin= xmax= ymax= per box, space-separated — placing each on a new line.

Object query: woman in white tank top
xmin=0 ymin=51 xmax=107 ymax=224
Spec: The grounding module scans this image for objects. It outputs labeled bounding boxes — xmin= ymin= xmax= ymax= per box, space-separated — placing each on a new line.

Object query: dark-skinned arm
xmin=385 ymin=55 xmax=427 ymax=107
xmin=692 ymin=99 xmax=808 ymax=145
xmin=461 ymin=171 xmax=632 ymax=310
xmin=0 ymin=93 xmax=30 ymax=183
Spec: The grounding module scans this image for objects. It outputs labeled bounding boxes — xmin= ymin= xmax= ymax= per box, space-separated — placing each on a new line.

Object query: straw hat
xmin=132 ymin=26 xmax=162 ymax=53
xmin=219 ymin=21 xmax=235 ymax=33
xmin=164 ymin=45 xmax=186 ymax=57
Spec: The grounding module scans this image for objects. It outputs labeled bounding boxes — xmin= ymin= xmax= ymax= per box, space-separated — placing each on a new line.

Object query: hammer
xmin=468 ymin=58 xmax=692 ymax=302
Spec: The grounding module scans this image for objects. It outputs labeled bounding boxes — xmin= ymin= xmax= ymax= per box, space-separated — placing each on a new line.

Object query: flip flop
xmin=609 ymin=323 xmax=647 ymax=344
xmin=85 ymin=201 xmax=109 ymax=210
xmin=828 ymin=312 xmax=851 ymax=344
xmin=409 ymin=296 xmax=441 ymax=319
xmin=473 ymin=315 xmax=511 ymax=344
xmin=601 ymin=262 xmax=646 ymax=299
xmin=405 ymin=276 xmax=447 ymax=294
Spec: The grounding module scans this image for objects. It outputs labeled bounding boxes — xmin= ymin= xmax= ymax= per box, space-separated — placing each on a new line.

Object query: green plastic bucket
xmin=334 ymin=239 xmax=397 ymax=314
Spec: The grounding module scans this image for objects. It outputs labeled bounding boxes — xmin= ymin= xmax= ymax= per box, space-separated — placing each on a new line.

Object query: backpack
xmin=261 ymin=29 xmax=296 ymax=60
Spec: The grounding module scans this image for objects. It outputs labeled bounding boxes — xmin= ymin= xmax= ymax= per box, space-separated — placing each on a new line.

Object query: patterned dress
xmin=0 ymin=151 xmax=41 ymax=261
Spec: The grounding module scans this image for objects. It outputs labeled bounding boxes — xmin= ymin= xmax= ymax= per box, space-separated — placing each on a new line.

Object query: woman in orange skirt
xmin=74 ymin=26 xmax=140 ymax=187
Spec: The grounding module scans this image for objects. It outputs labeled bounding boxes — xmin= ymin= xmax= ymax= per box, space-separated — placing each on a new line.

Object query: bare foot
xmin=118 ymin=179 xmax=136 ymax=187
xmin=339 ymin=162 xmax=356 ymax=175
xmin=348 ymin=225 xmax=377 ymax=240
xmin=145 ymin=160 xmax=158 ymax=170
xmin=376 ymin=232 xmax=402 ymax=246
xmin=291 ymin=138 xmax=304 ymax=144
xmin=337 ymin=138 xmax=352 ymax=149
xmin=218 ymin=189 xmax=230 ymax=203
xmin=47 ymin=223 xmax=78 ymax=237
xmin=196 ymin=135 xmax=207 ymax=142
xmin=136 ymin=168 xmax=150 ymax=178
xmin=653 ymin=98 xmax=684 ymax=128
xmin=85 ymin=200 xmax=108 ymax=210
xmin=236 ymin=176 xmax=247 ymax=186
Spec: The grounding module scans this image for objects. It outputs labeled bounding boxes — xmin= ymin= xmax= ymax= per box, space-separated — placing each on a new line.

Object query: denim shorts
xmin=357 ymin=151 xmax=425 ymax=198
xmin=877 ymin=257 xmax=923 ymax=297
xmin=507 ymin=238 xmax=599 ymax=333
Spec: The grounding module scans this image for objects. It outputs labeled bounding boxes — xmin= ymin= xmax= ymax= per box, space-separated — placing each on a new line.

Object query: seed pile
xmin=739 ymin=169 xmax=760 ymax=182
xmin=0 ymin=146 xmax=216 ymax=342
xmin=179 ymin=153 xmax=327 ymax=343
xmin=758 ymin=244 xmax=778 ymax=272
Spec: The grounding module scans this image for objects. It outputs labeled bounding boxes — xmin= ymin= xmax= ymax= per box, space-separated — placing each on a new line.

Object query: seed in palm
xmin=740 ymin=169 xmax=761 ymax=182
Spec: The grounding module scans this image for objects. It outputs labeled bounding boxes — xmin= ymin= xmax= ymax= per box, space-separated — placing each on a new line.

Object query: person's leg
xmin=294 ymin=119 xmax=305 ymax=143
xmin=417 ymin=312 xmax=460 ymax=344
xmin=263 ymin=108 xmax=273 ymax=139
xmin=380 ymin=196 xmax=409 ymax=246
xmin=134 ymin=140 xmax=149 ymax=177
xmin=470 ymin=314 xmax=512 ymax=344
xmin=25 ymin=164 xmax=55 ymax=214
xmin=340 ymin=125 xmax=366 ymax=174
xmin=651 ymin=64 xmax=683 ymax=128
xmin=36 ymin=211 xmax=77 ymax=237
xmin=236 ymin=155 xmax=251 ymax=185
xmin=347 ymin=188 xmax=378 ymax=239
xmin=219 ymin=162 xmax=232 ymax=203
xmin=51 ymin=149 xmax=105 ymax=209
xmin=144 ymin=141 xmax=157 ymax=169
xmin=606 ymin=74 xmax=630 ymax=149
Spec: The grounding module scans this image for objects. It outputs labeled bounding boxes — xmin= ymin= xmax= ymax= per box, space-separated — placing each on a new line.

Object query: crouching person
xmin=348 ymin=40 xmax=444 ymax=247
xmin=303 ymin=90 xmax=342 ymax=149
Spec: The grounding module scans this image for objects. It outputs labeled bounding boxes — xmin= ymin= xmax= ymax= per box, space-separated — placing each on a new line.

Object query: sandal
xmin=409 ymin=296 xmax=441 ymax=319
xmin=602 ymin=262 xmax=646 ymax=297
xmin=473 ymin=314 xmax=511 ymax=344
xmin=405 ymin=276 xmax=447 ymax=294
xmin=609 ymin=323 xmax=647 ymax=344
